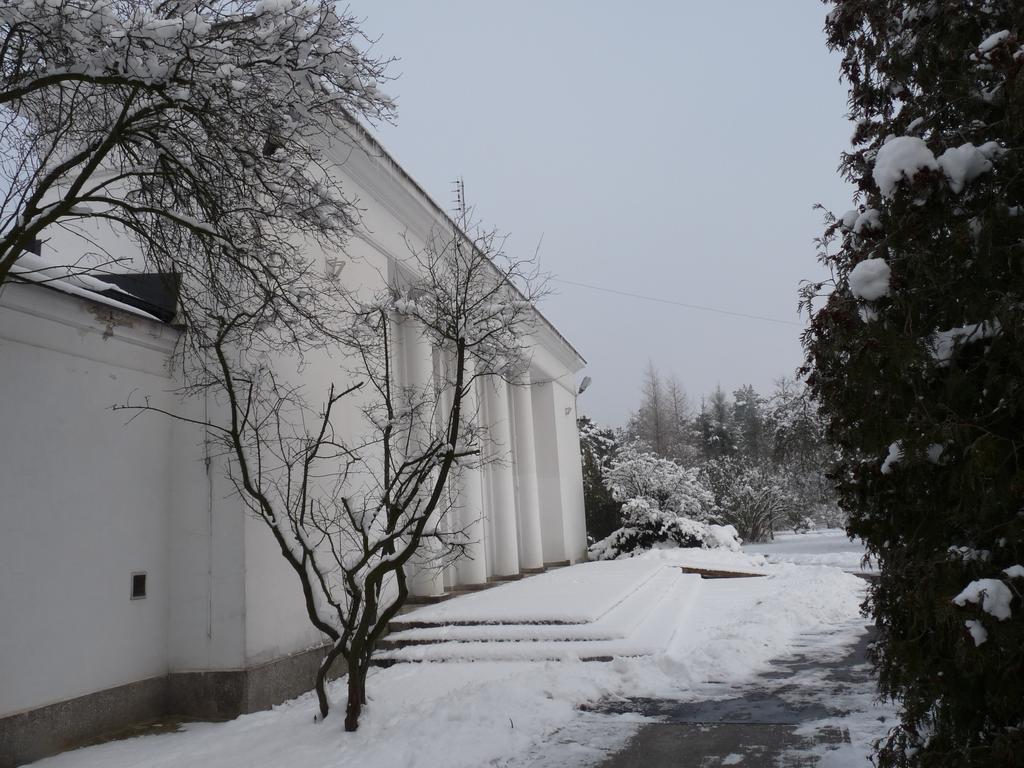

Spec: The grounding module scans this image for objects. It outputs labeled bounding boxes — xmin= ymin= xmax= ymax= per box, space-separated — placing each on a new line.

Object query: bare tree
xmin=664 ymin=374 xmax=696 ymax=463
xmin=120 ymin=213 xmax=545 ymax=732
xmin=0 ymin=0 xmax=393 ymax=319
xmin=626 ymin=361 xmax=666 ymax=454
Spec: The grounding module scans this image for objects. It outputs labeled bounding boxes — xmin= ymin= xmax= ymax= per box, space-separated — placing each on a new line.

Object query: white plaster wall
xmin=243 ymin=513 xmax=324 ymax=665
xmin=0 ymin=284 xmax=176 ymax=715
xmin=166 ymin=404 xmax=248 ymax=672
xmin=0 ymin=125 xmax=590 ymax=706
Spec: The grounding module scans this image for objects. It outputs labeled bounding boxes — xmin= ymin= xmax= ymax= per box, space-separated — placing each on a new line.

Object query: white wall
xmin=166 ymin=401 xmax=248 ymax=672
xmin=243 ymin=512 xmax=326 ymax=665
xmin=0 ymin=126 xmax=589 ymax=715
xmin=0 ymin=284 xmax=177 ymax=715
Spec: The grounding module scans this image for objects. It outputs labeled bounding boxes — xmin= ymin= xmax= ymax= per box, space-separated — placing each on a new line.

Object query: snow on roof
xmin=10 ymin=251 xmax=171 ymax=323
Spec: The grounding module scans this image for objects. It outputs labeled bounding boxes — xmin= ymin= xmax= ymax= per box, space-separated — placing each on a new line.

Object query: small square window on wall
xmin=131 ymin=572 xmax=147 ymax=600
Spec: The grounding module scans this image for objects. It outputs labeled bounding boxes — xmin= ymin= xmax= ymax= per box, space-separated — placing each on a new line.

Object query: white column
xmin=531 ymin=380 xmax=568 ymax=564
xmin=483 ymin=377 xmax=520 ymax=577
xmin=405 ymin=321 xmax=445 ymax=597
xmin=511 ymin=375 xmax=544 ymax=571
xmin=452 ymin=357 xmax=488 ymax=585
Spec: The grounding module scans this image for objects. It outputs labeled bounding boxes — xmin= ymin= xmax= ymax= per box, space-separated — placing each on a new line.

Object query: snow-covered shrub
xmin=705 ymin=523 xmax=742 ymax=551
xmin=587 ymin=498 xmax=740 ymax=561
xmin=702 ymin=459 xmax=793 ymax=543
xmin=604 ymin=445 xmax=715 ymax=521
xmin=789 ymin=515 xmax=816 ymax=534
xmin=587 ymin=447 xmax=734 ymax=560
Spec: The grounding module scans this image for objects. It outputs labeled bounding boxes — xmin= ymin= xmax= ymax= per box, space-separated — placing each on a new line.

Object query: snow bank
xmin=744 ymin=529 xmax=872 ymax=572
xmin=849 ymin=258 xmax=891 ymax=301
xmin=873 ymin=136 xmax=938 ymax=198
xmin=660 ymin=561 xmax=865 ymax=687
xmin=31 ymin=551 xmax=868 ymax=768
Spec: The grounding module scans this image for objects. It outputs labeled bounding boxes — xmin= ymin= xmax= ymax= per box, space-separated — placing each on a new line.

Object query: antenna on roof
xmin=452 ymin=176 xmax=466 ymax=218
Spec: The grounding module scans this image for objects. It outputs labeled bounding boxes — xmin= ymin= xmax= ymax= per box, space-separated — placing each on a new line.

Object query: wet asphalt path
xmin=591 ymin=625 xmax=881 ymax=768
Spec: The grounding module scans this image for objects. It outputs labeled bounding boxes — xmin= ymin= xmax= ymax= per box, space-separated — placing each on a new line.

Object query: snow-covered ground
xmin=743 ymin=527 xmax=874 ymax=572
xmin=30 ymin=539 xmax=879 ymax=768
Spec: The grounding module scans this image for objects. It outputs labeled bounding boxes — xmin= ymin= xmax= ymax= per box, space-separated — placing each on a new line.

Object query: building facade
xmin=0 ymin=127 xmax=587 ymax=766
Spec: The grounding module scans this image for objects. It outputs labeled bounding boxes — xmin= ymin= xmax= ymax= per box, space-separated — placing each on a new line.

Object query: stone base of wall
xmin=0 ymin=676 xmax=167 ymax=768
xmin=0 ymin=646 xmax=347 ymax=768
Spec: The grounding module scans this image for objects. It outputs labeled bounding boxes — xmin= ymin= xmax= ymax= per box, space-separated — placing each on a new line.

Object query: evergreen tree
xmin=766 ymin=377 xmax=822 ymax=473
xmin=577 ymin=416 xmax=622 ymax=541
xmin=732 ymin=384 xmax=765 ymax=463
xmin=804 ymin=3 xmax=1023 ymax=765
xmin=695 ymin=386 xmax=737 ymax=460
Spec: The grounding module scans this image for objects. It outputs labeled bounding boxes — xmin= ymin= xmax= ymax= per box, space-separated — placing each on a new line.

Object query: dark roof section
xmin=99 ymin=273 xmax=181 ymax=324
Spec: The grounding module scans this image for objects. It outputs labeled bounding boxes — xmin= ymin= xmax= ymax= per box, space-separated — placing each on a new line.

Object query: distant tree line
xmin=579 ymin=362 xmax=840 ymax=544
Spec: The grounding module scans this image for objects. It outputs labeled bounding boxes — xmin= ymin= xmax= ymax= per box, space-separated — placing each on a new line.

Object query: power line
xmin=550 ymin=277 xmax=803 ymax=327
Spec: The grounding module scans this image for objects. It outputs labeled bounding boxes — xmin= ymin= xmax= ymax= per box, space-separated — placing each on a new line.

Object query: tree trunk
xmin=344 ymin=661 xmax=368 ymax=731
xmin=314 ymin=641 xmax=346 ymax=721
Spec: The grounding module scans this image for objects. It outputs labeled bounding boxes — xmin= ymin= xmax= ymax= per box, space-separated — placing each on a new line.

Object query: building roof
xmin=343 ymin=119 xmax=587 ymax=369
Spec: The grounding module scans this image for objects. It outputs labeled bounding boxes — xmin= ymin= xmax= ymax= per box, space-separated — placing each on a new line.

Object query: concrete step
xmin=448 ymin=582 xmax=494 ymax=593
xmin=388 ymin=561 xmax=583 ymax=628
xmin=372 ymin=653 xmax=617 ymax=668
xmin=377 ymin=566 xmax=695 ymax=664
xmin=387 ymin=616 xmax=581 ymax=634
xmin=403 ymin=593 xmax=459 ymax=606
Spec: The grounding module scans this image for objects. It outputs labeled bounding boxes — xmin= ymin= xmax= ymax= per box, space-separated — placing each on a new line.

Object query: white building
xmin=0 ymin=126 xmax=588 ymax=767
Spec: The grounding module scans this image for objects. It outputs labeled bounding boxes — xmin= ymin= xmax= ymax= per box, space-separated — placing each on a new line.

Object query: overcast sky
xmin=360 ymin=1 xmax=854 ymax=426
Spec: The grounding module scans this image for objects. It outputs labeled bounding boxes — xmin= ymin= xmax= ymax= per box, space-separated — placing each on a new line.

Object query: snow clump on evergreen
xmin=929 ymin=320 xmax=1002 ymax=366
xmin=849 ymin=258 xmax=891 ymax=301
xmin=964 ymin=619 xmax=988 ymax=646
xmin=873 ymin=136 xmax=939 ymax=198
xmin=952 ymin=578 xmax=1014 ymax=620
xmin=978 ymin=29 xmax=1011 ymax=56
xmin=839 ymin=209 xmax=861 ymax=230
xmin=936 ymin=143 xmax=994 ymax=194
xmin=880 ymin=441 xmax=903 ymax=474
xmin=852 ymin=208 xmax=882 ymax=234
